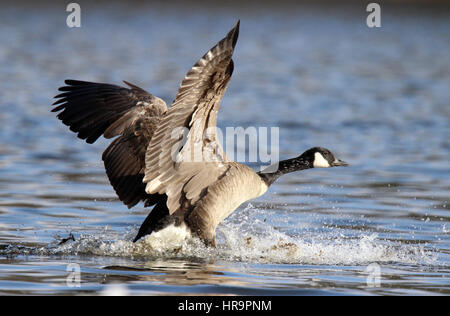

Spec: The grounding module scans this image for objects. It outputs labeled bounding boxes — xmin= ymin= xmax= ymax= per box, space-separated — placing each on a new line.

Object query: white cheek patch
xmin=313 ymin=152 xmax=330 ymax=168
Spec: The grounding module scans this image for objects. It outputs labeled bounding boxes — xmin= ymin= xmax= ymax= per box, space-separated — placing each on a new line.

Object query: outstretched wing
xmin=52 ymin=80 xmax=167 ymax=208
xmin=144 ymin=21 xmax=240 ymax=215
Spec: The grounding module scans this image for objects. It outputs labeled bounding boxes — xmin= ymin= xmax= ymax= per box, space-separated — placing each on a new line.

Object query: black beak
xmin=331 ymin=159 xmax=349 ymax=167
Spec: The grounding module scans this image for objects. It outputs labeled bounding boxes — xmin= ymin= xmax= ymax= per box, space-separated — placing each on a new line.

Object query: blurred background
xmin=0 ymin=0 xmax=449 ymax=295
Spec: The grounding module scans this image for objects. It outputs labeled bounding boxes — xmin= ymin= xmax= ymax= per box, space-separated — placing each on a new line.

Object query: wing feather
xmin=144 ymin=21 xmax=240 ymax=216
xmin=53 ymin=79 xmax=167 ymax=208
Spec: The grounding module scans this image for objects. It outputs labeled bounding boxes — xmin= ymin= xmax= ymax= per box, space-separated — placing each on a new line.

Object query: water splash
xmin=215 ymin=205 xmax=437 ymax=265
xmin=2 ymin=205 xmax=437 ymax=266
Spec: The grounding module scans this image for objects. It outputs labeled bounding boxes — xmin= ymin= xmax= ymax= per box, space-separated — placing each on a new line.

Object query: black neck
xmin=257 ymin=157 xmax=312 ymax=186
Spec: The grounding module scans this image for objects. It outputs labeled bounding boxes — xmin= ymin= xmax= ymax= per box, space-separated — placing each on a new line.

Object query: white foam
xmin=215 ymin=206 xmax=436 ymax=265
xmin=138 ymin=223 xmax=193 ymax=255
xmin=38 ymin=204 xmax=437 ymax=266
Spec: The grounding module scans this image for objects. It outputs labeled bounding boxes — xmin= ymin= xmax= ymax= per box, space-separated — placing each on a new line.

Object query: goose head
xmin=299 ymin=147 xmax=348 ymax=168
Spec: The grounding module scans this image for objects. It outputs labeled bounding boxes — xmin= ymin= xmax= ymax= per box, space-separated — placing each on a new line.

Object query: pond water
xmin=0 ymin=2 xmax=449 ymax=295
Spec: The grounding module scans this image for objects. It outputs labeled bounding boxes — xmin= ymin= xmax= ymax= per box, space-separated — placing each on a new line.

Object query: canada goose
xmin=52 ymin=21 xmax=347 ymax=246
